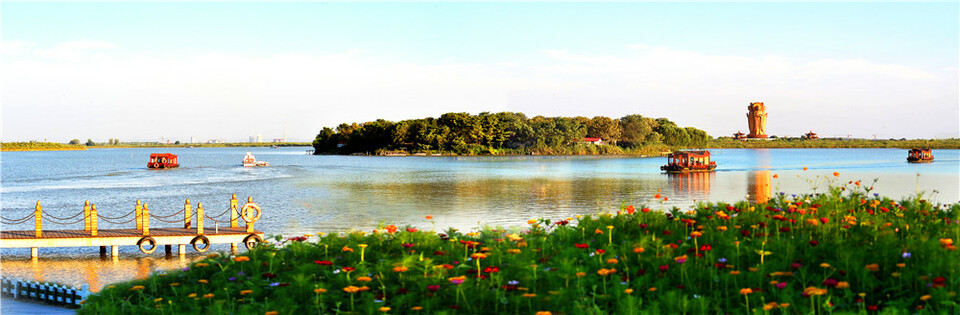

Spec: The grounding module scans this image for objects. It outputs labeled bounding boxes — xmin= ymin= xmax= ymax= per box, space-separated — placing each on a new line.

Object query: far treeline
xmin=312 ymin=112 xmax=707 ymax=155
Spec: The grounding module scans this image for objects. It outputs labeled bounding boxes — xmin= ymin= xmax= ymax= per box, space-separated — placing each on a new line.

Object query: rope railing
xmin=8 ymin=195 xmax=258 ymax=240
xmin=97 ymin=210 xmax=136 ymax=221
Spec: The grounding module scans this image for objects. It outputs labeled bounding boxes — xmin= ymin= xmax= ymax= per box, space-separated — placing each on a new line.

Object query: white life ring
xmin=241 ymin=202 xmax=261 ymax=223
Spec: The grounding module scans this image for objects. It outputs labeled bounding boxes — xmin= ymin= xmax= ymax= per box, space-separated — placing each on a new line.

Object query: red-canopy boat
xmin=148 ymin=153 xmax=179 ymax=169
xmin=661 ymin=150 xmax=717 ymax=173
xmin=907 ymin=149 xmax=933 ymax=163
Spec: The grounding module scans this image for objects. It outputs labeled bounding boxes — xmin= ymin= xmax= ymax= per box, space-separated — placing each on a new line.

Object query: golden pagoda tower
xmin=746 ymin=102 xmax=768 ymax=138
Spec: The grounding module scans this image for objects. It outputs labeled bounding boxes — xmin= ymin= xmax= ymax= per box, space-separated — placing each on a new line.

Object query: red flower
xmin=659 ymin=265 xmax=669 ymax=272
xmin=342 ymin=267 xmax=356 ymax=272
xmin=314 ymin=260 xmax=333 ymax=265
xmin=427 ymin=285 xmax=440 ymax=291
xmin=402 ymin=243 xmax=415 ymax=249
xmin=809 ymin=240 xmax=819 ymax=246
xmin=262 ymin=272 xmax=277 ymax=279
xmin=699 ymin=244 xmax=712 ymax=251
xmin=483 ymin=266 xmax=500 ymax=273
xmin=822 ymin=278 xmax=838 ymax=287
xmin=639 ymin=223 xmax=649 ymax=229
xmin=867 ymin=305 xmax=878 ymax=311
xmin=406 ymin=228 xmax=419 ymax=233
xmin=595 ymin=249 xmax=606 ymax=255
xmin=641 ymin=208 xmax=650 ymax=213
xmin=625 ymin=205 xmax=636 ymax=214
xmin=575 ymin=243 xmax=589 ymax=249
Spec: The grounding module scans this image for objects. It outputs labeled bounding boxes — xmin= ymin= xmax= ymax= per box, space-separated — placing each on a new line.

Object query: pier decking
xmin=0 ymin=195 xmax=265 ymax=258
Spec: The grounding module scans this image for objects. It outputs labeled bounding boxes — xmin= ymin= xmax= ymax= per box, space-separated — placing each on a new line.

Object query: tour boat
xmin=660 ymin=150 xmax=717 ymax=173
xmin=242 ymin=152 xmax=269 ymax=167
xmin=148 ymin=153 xmax=179 ymax=169
xmin=907 ymin=149 xmax=934 ymax=163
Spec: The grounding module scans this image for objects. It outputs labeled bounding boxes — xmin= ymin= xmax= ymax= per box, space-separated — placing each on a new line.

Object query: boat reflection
xmin=666 ymin=172 xmax=713 ymax=200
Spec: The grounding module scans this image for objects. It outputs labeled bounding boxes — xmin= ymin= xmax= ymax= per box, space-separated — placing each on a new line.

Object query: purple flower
xmin=873 ymin=193 xmax=879 ymax=197
xmin=902 ymin=252 xmax=911 ymax=258
xmin=508 ymin=280 xmax=519 ymax=285
xmin=237 ymin=271 xmax=245 ymax=276
xmin=718 ymin=258 xmax=727 ymax=263
xmin=270 ymin=282 xmax=280 ymax=287
xmin=181 ymin=267 xmax=190 ymax=271
xmin=228 ymin=277 xmax=236 ymax=281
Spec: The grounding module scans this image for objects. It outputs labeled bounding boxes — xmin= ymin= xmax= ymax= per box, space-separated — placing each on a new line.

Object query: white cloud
xmin=1 ymin=41 xmax=956 ymax=142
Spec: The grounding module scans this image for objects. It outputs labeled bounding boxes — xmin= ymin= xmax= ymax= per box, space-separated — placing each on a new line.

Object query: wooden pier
xmin=0 ymin=195 xmax=265 ymax=258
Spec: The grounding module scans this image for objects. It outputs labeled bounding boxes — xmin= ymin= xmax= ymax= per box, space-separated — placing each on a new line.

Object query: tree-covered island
xmin=312 ymin=112 xmax=708 ymax=155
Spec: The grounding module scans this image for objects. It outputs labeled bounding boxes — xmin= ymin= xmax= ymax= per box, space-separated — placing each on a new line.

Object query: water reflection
xmin=667 ymin=172 xmax=713 ymax=201
xmin=749 ymin=171 xmax=772 ymax=204
xmin=1 ymin=255 xmax=204 ymax=292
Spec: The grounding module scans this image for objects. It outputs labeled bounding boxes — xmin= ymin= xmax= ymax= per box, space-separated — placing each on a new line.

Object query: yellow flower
xmin=624 ymin=289 xmax=634 ymax=294
xmin=187 ymin=293 xmax=197 ymax=298
xmin=819 ymin=263 xmax=832 ymax=268
xmin=891 ymin=272 xmax=901 ymax=278
xmin=740 ymin=288 xmax=753 ymax=295
xmin=170 ymin=283 xmax=180 ymax=287
xmin=920 ymin=294 xmax=932 ymax=301
xmin=153 ymin=298 xmax=163 ymax=303
xmin=359 ymin=244 xmax=368 ymax=249
xmin=129 ymin=285 xmax=145 ymax=291
xmin=835 ymin=281 xmax=850 ymax=289
xmin=203 ymin=293 xmax=214 ymax=299
xmin=240 ymin=290 xmax=253 ymax=295
xmin=606 ymin=225 xmax=614 ymax=230
xmin=198 ymin=279 xmax=209 ymax=284
xmin=803 ymin=287 xmax=827 ymax=296
xmin=690 ymin=231 xmax=703 ymax=238
xmin=379 ymin=307 xmax=391 ymax=312
xmin=597 ymin=268 xmax=617 ymax=276
xmin=507 ymin=249 xmax=522 ymax=254
xmin=314 ymin=288 xmax=327 ymax=294
xmin=528 ymin=219 xmax=538 ymax=225
xmin=195 ymin=263 xmax=209 ymax=268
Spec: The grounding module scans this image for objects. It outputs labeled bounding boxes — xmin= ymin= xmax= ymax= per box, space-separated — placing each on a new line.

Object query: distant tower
xmin=746 ymin=102 xmax=768 ymax=138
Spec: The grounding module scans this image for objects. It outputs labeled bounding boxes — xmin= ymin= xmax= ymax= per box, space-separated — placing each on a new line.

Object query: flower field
xmin=79 ymin=184 xmax=958 ymax=314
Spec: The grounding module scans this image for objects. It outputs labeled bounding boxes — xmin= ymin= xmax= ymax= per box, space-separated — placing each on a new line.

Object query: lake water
xmin=2 ymin=147 xmax=958 ymax=291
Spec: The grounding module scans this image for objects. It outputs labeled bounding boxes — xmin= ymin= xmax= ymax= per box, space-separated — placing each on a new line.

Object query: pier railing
xmin=0 ymin=277 xmax=90 ymax=307
xmin=0 ymin=194 xmax=264 ymax=258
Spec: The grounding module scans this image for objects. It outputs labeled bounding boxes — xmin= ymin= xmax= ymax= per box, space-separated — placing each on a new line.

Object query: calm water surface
xmin=2 ymin=147 xmax=958 ymax=291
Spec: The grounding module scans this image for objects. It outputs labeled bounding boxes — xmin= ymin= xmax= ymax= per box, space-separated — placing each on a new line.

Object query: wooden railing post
xmin=135 ymin=200 xmax=143 ymax=230
xmin=34 ymin=201 xmax=42 ymax=238
xmin=142 ymin=204 xmax=150 ymax=236
xmin=89 ymin=204 xmax=98 ymax=237
xmin=230 ymin=194 xmax=238 ymax=228
xmin=196 ymin=202 xmax=204 ymax=235
xmin=245 ymin=196 xmax=255 ymax=233
xmin=83 ymin=200 xmax=91 ymax=231
xmin=183 ymin=199 xmax=192 ymax=229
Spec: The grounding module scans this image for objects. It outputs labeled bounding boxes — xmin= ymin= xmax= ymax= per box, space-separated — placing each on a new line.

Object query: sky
xmin=2 ymin=2 xmax=958 ymax=143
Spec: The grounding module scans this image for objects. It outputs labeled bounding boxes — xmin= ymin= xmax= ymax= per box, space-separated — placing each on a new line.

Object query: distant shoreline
xmin=1 ymin=142 xmax=312 ymax=152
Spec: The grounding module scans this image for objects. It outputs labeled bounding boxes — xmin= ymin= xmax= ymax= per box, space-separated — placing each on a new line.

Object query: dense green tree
xmin=618 ymin=115 xmax=654 ymax=147
xmin=69 ymin=139 xmax=81 ymax=145
xmin=587 ymin=116 xmax=621 ymax=144
xmin=85 ymin=139 xmax=96 ymax=146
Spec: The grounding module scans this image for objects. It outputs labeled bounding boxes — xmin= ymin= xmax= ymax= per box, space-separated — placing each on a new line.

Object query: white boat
xmin=242 ymin=152 xmax=269 ymax=167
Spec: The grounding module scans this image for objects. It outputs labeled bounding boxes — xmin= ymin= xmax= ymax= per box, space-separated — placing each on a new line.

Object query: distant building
xmin=273 ymin=138 xmax=285 ymax=143
xmin=732 ymin=131 xmax=746 ymax=140
xmin=801 ymin=131 xmax=819 ymax=140
xmin=257 ymin=134 xmax=262 ymax=142
xmin=583 ymin=137 xmax=603 ymax=145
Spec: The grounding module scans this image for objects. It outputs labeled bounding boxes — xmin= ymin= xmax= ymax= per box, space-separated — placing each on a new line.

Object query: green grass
xmin=1 ymin=142 xmax=87 ymax=151
xmin=79 ymin=183 xmax=959 ymax=314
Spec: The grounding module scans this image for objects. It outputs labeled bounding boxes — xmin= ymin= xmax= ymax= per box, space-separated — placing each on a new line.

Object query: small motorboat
xmin=907 ymin=149 xmax=934 ymax=163
xmin=660 ymin=150 xmax=717 ymax=173
xmin=148 ymin=153 xmax=179 ymax=169
xmin=242 ymin=152 xmax=269 ymax=167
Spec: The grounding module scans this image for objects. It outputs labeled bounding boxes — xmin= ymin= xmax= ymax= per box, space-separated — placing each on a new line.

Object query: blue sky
xmin=2 ymin=2 xmax=958 ymax=142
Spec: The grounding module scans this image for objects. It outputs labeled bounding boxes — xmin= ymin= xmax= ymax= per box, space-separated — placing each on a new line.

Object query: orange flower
xmin=343 ymin=286 xmax=361 ymax=293
xmin=356 ymin=276 xmax=372 ymax=282
xmin=535 ymin=312 xmax=552 ymax=315
xmin=803 ymin=167 xmax=808 ymax=171
xmin=314 ymin=288 xmax=327 ymax=294
xmin=576 ymin=272 xmax=586 ymax=277
xmin=833 ymin=172 xmax=840 ymax=177
xmin=624 ymin=289 xmax=634 ymax=294
xmin=379 ymin=307 xmax=391 ymax=312
xmin=835 ymin=281 xmax=850 ymax=289
xmin=803 ymin=287 xmax=827 ymax=296
xmin=865 ymin=264 xmax=880 ymax=272
xmin=633 ymin=247 xmax=645 ymax=254
xmin=730 ymin=270 xmax=741 ymax=275
xmin=342 ymin=246 xmax=354 ymax=252
xmin=240 ymin=290 xmax=253 ymax=295
xmin=203 ymin=293 xmax=214 ymax=299
xmin=594 ymin=229 xmax=604 ymax=235
xmin=654 ymin=193 xmax=662 ymax=199
xmin=606 ymin=258 xmax=619 ymax=264
xmin=773 ymin=174 xmax=779 ymax=178
xmin=411 ymin=306 xmax=424 ymax=311
xmin=690 ymin=231 xmax=702 ymax=238
xmin=425 ymin=215 xmax=433 ymax=220
xmin=597 ymin=268 xmax=617 ymax=276
xmin=265 ymin=312 xmax=279 ymax=315
xmin=393 ymin=266 xmax=409 ymax=273
xmin=522 ymin=293 xmax=537 ymax=298
xmin=740 ymin=288 xmax=753 ymax=295
xmin=940 ymin=238 xmax=954 ymax=247
xmin=234 ymin=256 xmax=250 ymax=262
